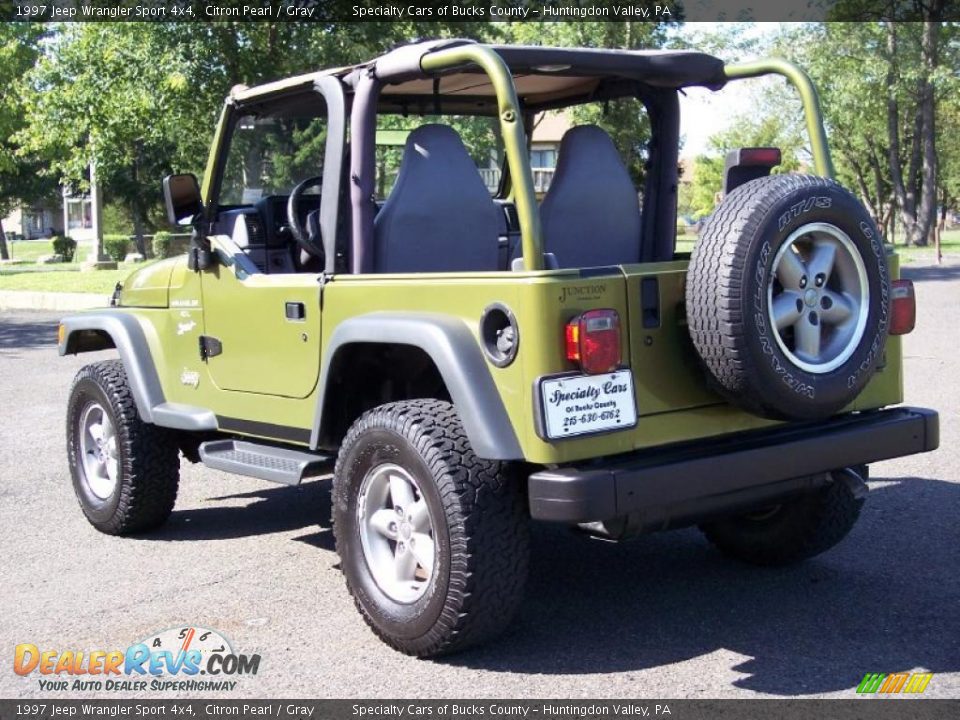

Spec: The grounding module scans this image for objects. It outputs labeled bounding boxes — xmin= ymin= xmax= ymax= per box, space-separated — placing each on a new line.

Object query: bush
xmin=52 ymin=235 xmax=77 ymax=262
xmin=152 ymin=231 xmax=173 ymax=259
xmin=103 ymin=235 xmax=130 ymax=263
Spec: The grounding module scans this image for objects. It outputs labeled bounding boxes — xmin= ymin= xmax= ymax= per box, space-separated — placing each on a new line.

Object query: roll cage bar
xmin=199 ymin=43 xmax=835 ymax=275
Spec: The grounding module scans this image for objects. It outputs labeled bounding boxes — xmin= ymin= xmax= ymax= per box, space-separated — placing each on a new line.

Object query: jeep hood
xmin=118 ymin=257 xmax=183 ymax=308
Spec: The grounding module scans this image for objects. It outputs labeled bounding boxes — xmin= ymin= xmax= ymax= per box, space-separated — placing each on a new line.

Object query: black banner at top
xmin=3 ymin=0 xmax=958 ymax=23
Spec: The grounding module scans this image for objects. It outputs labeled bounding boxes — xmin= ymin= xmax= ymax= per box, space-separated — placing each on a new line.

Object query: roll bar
xmin=420 ymin=45 xmax=545 ymax=272
xmin=723 ymin=58 xmax=835 ymax=179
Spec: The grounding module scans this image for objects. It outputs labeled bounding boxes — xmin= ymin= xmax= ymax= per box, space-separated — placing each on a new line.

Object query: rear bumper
xmin=528 ymin=407 xmax=939 ymax=525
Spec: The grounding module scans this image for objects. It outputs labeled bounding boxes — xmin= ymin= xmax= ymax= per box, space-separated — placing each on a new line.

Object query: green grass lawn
xmin=1 ymin=238 xmax=156 ymax=294
xmin=2 ymin=239 xmax=146 ymax=293
xmin=3 ymin=238 xmax=68 ymax=263
xmin=0 ymin=265 xmax=144 ymax=294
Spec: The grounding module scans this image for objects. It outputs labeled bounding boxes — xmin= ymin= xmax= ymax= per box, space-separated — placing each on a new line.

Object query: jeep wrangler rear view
xmin=59 ymin=40 xmax=939 ymax=657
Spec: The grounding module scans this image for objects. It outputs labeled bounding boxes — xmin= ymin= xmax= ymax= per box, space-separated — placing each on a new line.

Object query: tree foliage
xmin=0 ymin=24 xmax=56 ymax=259
xmin=14 ymin=21 xmax=491 ymax=250
xmin=683 ymin=112 xmax=805 ymax=218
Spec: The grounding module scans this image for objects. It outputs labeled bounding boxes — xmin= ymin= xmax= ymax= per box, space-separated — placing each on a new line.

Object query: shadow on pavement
xmin=900 ymin=262 xmax=960 ymax=283
xmin=440 ymin=476 xmax=959 ymax=695
xmin=136 ymin=478 xmax=333 ymax=549
xmin=132 ymin=468 xmax=959 ymax=695
xmin=0 ymin=316 xmax=58 ymax=353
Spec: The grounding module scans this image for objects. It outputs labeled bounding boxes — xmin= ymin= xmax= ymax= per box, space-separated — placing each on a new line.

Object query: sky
xmin=675 ymin=22 xmax=787 ymax=159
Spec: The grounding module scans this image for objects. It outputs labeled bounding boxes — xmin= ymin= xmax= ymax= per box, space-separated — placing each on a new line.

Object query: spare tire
xmin=686 ymin=174 xmax=890 ymax=420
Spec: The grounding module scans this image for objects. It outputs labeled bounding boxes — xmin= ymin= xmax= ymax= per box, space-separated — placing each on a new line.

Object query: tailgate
xmin=620 ymin=261 xmax=720 ymax=416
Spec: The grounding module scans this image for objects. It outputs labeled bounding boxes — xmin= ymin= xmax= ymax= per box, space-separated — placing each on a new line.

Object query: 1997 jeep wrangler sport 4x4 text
xmin=60 ymin=40 xmax=938 ymax=657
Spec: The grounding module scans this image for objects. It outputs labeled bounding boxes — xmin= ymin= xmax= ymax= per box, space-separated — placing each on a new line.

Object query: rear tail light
xmin=736 ymin=147 xmax=782 ymax=166
xmin=889 ymin=279 xmax=916 ymax=335
xmin=565 ymin=309 xmax=621 ymax=374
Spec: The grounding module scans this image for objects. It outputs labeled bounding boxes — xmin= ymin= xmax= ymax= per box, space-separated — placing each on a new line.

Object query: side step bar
xmin=199 ymin=440 xmax=332 ymax=485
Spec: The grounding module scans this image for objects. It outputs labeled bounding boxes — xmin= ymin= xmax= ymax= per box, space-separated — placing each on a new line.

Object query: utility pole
xmin=81 ymin=162 xmax=117 ymax=271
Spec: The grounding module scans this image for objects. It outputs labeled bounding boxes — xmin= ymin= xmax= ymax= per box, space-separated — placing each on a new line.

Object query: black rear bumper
xmin=528 ymin=407 xmax=939 ymax=525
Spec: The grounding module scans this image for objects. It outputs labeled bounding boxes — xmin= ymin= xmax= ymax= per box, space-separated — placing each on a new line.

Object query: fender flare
xmin=311 ymin=312 xmax=524 ymax=460
xmin=60 ymin=312 xmax=164 ymax=423
xmin=59 ymin=312 xmax=216 ymax=432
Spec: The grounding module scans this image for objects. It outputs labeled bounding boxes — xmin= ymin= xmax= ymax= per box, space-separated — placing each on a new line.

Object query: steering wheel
xmin=287 ymin=176 xmax=324 ymax=261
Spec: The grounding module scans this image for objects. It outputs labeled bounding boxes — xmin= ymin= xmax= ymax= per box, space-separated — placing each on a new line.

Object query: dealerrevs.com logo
xmin=14 ymin=626 xmax=261 ymax=692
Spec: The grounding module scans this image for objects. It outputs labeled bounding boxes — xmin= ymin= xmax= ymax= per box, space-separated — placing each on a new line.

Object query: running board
xmin=198 ymin=440 xmax=332 ymax=485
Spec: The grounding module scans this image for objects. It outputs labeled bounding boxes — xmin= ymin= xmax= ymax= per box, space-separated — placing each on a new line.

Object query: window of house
xmin=530 ymin=147 xmax=557 ymax=169
xmin=66 ymin=199 xmax=92 ymax=230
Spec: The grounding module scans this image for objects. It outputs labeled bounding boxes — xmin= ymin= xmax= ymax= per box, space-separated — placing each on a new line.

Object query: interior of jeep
xmin=204 ymin=43 xmax=723 ymax=275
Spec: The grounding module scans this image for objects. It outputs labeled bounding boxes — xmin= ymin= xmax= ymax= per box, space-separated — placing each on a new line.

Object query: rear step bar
xmin=199 ymin=440 xmax=332 ymax=485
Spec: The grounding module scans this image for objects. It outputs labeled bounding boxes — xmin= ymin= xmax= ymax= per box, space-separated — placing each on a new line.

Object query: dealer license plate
xmin=539 ymin=370 xmax=637 ymax=440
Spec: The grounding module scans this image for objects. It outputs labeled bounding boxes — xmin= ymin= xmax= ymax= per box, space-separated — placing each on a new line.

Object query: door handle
xmin=285 ymin=302 xmax=306 ymax=321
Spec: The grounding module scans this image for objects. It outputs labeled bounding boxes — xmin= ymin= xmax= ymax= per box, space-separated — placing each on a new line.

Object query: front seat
xmin=539 ymin=125 xmax=642 ymax=268
xmin=373 ymin=124 xmax=501 ymax=273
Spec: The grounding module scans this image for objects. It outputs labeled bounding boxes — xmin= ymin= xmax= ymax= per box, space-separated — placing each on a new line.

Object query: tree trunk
xmin=885 ymin=22 xmax=911 ymax=246
xmin=0 ymin=222 xmax=9 ymax=261
xmin=912 ymin=17 xmax=940 ymax=248
xmin=131 ymin=200 xmax=147 ymax=258
xmin=939 ymin=187 xmax=948 ymax=232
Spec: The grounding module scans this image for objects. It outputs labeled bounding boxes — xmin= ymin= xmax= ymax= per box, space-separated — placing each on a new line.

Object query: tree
xmin=885 ymin=12 xmax=945 ymax=246
xmin=788 ymin=23 xmax=897 ymax=237
xmin=686 ymin=112 xmax=805 ymax=218
xmin=0 ymin=25 xmax=55 ymax=260
xmin=18 ymin=25 xmax=201 ymax=256
xmin=17 ymin=22 xmax=494 ymax=253
xmin=788 ymin=16 xmax=953 ymax=245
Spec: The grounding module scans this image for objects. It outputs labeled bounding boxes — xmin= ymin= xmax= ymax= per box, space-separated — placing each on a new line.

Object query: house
xmin=62 ymin=188 xmax=95 ymax=243
xmin=478 ymin=110 xmax=571 ymax=197
xmin=528 ymin=111 xmax=572 ymax=195
xmin=1 ymin=198 xmax=63 ymax=241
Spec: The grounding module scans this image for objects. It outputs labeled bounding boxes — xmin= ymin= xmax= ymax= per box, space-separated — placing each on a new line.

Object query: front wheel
xmin=332 ymin=399 xmax=529 ymax=657
xmin=67 ymin=361 xmax=180 ymax=535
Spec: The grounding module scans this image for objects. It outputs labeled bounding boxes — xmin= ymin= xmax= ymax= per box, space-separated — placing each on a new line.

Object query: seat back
xmin=539 ymin=125 xmax=642 ymax=268
xmin=373 ymin=124 xmax=501 ymax=273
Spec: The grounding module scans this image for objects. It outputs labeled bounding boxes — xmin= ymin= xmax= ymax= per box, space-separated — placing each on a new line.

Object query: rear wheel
xmin=699 ymin=469 xmax=866 ymax=566
xmin=332 ymin=399 xmax=529 ymax=657
xmin=67 ymin=361 xmax=180 ymax=535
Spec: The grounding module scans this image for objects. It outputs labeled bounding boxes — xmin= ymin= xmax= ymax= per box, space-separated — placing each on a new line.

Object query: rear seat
xmin=537 ymin=125 xmax=642 ymax=268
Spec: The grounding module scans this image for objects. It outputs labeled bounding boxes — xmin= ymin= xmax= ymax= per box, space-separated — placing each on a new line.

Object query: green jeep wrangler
xmin=59 ymin=40 xmax=938 ymax=657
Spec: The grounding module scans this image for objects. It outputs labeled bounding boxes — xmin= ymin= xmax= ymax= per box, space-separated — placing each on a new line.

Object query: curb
xmin=0 ymin=290 xmax=110 ymax=312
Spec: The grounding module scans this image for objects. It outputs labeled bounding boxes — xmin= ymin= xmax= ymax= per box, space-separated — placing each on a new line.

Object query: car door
xmin=196 ymin=76 xmax=345 ymax=400
xmin=200 ymin=257 xmax=322 ymax=399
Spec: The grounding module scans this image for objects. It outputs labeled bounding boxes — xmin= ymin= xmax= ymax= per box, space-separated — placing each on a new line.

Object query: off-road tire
xmin=699 ymin=471 xmax=865 ymax=566
xmin=67 ymin=361 xmax=180 ymax=534
xmin=687 ymin=174 xmax=890 ymax=420
xmin=332 ymin=399 xmax=529 ymax=657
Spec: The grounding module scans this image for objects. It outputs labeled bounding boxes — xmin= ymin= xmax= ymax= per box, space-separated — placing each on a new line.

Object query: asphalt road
xmin=1 ymin=259 xmax=958 ymax=700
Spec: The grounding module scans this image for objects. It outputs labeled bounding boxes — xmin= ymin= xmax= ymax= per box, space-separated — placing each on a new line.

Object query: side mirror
xmin=163 ymin=174 xmax=203 ymax=226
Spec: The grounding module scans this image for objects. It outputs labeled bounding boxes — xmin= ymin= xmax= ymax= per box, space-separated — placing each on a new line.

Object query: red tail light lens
xmin=890 ymin=279 xmax=916 ymax=335
xmin=737 ymin=147 xmax=782 ymax=167
xmin=565 ymin=309 xmax=621 ymax=374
